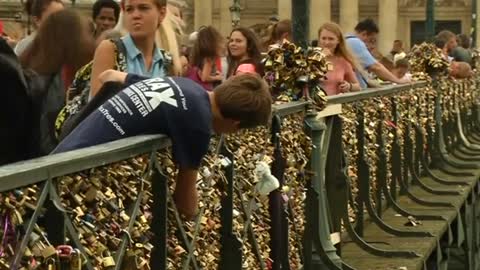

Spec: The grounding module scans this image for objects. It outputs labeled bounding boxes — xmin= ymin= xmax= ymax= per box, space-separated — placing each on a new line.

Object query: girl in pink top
xmin=318 ymin=22 xmax=361 ymax=96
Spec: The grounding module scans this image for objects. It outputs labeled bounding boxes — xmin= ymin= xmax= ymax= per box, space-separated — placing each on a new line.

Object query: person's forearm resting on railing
xmin=174 ymin=167 xmax=199 ymax=219
xmin=368 ymin=62 xmax=410 ymax=84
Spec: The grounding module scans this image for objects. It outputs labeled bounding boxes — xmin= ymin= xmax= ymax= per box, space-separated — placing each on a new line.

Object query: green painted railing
xmin=0 ymin=77 xmax=479 ymax=270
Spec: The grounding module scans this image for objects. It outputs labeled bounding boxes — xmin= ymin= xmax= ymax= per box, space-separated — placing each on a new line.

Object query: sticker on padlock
xmin=201 ymin=167 xmax=212 ymax=178
xmin=219 ymin=157 xmax=232 ymax=167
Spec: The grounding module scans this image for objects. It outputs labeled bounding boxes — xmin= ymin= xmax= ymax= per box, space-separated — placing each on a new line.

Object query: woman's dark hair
xmin=20 ymin=9 xmax=95 ymax=75
xmin=457 ymin=33 xmax=471 ymax=49
xmin=354 ymin=18 xmax=379 ymax=34
xmin=264 ymin=19 xmax=292 ymax=47
xmin=190 ymin=26 xmax=223 ymax=68
xmin=433 ymin=37 xmax=446 ymax=49
xmin=227 ymin=27 xmax=263 ymax=78
xmin=92 ymin=0 xmax=120 ymax=23
xmin=25 ymin=0 xmax=62 ymax=17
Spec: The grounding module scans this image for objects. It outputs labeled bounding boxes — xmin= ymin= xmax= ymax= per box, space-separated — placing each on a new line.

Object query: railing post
xmin=44 ymin=180 xmax=65 ymax=246
xmin=269 ymin=115 xmax=290 ymax=270
xmin=149 ymin=162 xmax=168 ymax=270
xmin=390 ymin=98 xmax=400 ymax=201
xmin=219 ymin=147 xmax=242 ymax=270
xmin=325 ymin=116 xmax=346 ymax=250
xmin=430 ymin=80 xmax=444 ymax=169
xmin=304 ymin=112 xmax=342 ymax=269
xmin=376 ymin=108 xmax=387 ymax=217
xmin=355 ymin=106 xmax=366 ymax=234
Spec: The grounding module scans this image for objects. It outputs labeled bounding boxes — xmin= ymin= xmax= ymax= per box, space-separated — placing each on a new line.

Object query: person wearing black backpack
xmin=0 ymin=37 xmax=33 ymax=165
xmin=18 ymin=9 xmax=95 ymax=157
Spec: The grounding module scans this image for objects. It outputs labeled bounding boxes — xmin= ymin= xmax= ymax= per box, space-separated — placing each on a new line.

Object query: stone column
xmin=278 ymin=0 xmax=292 ymax=19
xmin=194 ymin=0 xmax=212 ymax=30
xmin=219 ymin=0 xmax=232 ymax=37
xmin=339 ymin=0 xmax=358 ymax=33
xmin=476 ymin=0 xmax=480 ymax=48
xmin=378 ymin=0 xmax=398 ymax=55
xmin=309 ymin=0 xmax=331 ymax=40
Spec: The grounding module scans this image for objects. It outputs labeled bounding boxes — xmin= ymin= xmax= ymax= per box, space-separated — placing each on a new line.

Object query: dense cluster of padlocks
xmin=0 ymin=113 xmax=312 ymax=269
xmin=0 ymin=186 xmax=44 ymax=269
xmin=279 ymin=114 xmax=311 ymax=268
xmin=340 ymin=85 xmax=444 ymax=228
xmin=263 ymin=40 xmax=328 ymax=110
xmin=3 ymin=39 xmax=479 ymax=270
xmin=338 ymin=41 xmax=480 ymax=232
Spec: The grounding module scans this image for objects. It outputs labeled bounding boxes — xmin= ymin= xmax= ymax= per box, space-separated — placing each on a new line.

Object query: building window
xmin=410 ymin=20 xmax=462 ymax=45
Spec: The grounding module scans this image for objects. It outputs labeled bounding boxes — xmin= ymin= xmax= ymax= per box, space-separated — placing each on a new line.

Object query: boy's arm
xmin=174 ymin=167 xmax=199 ymax=219
xmin=368 ymin=62 xmax=411 ymax=84
xmin=98 ymin=69 xmax=149 ymax=86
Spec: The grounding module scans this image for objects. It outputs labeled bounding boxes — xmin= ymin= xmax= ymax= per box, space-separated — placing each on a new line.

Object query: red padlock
xmin=56 ymin=245 xmax=73 ymax=259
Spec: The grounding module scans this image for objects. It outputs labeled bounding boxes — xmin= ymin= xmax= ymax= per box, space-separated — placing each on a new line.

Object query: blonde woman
xmin=112 ymin=0 xmax=184 ymax=76
xmin=155 ymin=5 xmax=183 ymax=75
xmin=90 ymin=0 xmax=185 ymax=98
xmin=318 ymin=22 xmax=361 ymax=96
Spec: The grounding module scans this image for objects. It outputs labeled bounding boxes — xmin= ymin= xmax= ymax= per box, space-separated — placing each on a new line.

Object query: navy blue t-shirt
xmin=53 ymin=77 xmax=212 ymax=169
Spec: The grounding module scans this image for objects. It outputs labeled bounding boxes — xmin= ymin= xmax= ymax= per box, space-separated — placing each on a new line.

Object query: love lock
xmin=102 ymin=250 xmax=116 ymax=268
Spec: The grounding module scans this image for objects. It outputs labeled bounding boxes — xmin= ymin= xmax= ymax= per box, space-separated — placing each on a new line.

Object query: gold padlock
xmin=70 ymin=249 xmax=82 ymax=270
xmin=95 ymin=242 xmax=108 ymax=256
xmin=41 ymin=245 xmax=57 ymax=259
xmin=121 ymin=249 xmax=137 ymax=270
xmin=0 ymin=258 xmax=10 ymax=270
xmin=45 ymin=257 xmax=57 ymax=270
xmin=24 ymin=247 xmax=32 ymax=257
xmin=102 ymin=250 xmax=116 ymax=268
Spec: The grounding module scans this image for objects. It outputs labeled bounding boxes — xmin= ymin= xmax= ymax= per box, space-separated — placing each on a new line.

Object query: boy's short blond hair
xmin=450 ymin=61 xmax=472 ymax=79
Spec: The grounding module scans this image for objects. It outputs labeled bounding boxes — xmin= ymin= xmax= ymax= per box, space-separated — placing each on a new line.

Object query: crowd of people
xmin=1 ymin=0 xmax=477 ymax=216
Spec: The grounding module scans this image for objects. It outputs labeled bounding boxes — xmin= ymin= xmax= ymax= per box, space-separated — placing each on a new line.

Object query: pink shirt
xmin=321 ymin=56 xmax=357 ymax=96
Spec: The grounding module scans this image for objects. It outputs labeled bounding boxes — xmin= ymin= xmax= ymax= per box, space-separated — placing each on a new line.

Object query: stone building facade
xmin=0 ymin=0 xmax=478 ymax=55
xmin=194 ymin=0 xmax=478 ymax=55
